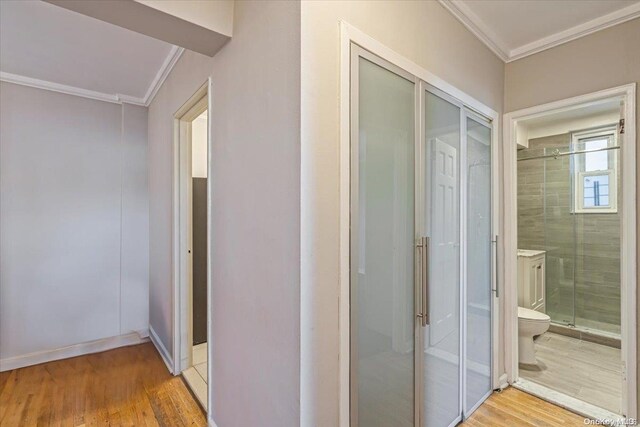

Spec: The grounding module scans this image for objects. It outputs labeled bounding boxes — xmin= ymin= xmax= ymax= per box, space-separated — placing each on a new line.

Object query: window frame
xmin=571 ymin=125 xmax=618 ymax=214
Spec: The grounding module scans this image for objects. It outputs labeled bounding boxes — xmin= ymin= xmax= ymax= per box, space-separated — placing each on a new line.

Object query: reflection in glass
xmin=423 ymin=91 xmax=460 ymax=427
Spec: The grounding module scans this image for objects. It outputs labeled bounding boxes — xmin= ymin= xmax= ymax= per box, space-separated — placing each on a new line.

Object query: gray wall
xmin=505 ymin=16 xmax=640 ymax=408
xmin=147 ymin=1 xmax=300 ymax=425
xmin=0 ymin=83 xmax=149 ymax=365
xmin=518 ymin=134 xmax=620 ymax=333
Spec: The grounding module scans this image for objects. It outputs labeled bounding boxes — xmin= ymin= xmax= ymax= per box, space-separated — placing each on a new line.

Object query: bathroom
xmin=515 ymin=98 xmax=624 ymax=416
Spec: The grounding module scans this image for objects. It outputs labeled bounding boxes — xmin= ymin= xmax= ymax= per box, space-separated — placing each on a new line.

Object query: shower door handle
xmin=416 ymin=237 xmax=429 ymax=327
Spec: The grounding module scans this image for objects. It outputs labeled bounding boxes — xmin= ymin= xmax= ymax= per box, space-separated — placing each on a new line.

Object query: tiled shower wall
xmin=517 ymin=133 xmax=621 ymax=335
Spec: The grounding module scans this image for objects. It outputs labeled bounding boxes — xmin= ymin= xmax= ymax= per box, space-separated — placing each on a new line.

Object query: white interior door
xmin=430 ymin=138 xmax=459 ymax=345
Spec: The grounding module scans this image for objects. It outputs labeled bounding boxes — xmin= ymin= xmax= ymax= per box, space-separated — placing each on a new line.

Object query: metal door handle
xmin=492 ymin=235 xmax=499 ymax=298
xmin=416 ymin=239 xmax=423 ymax=324
xmin=416 ymin=237 xmax=430 ymax=327
xmin=422 ymin=237 xmax=429 ymax=327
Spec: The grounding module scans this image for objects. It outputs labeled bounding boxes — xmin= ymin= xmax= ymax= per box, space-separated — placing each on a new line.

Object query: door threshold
xmin=183 ymin=367 xmax=208 ymax=410
xmin=513 ymin=378 xmax=622 ymax=422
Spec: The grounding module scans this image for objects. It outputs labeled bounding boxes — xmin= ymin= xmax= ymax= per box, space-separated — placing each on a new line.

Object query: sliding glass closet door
xmin=464 ymin=115 xmax=493 ymax=414
xmin=351 ymin=45 xmax=494 ymax=427
xmin=350 ymin=47 xmax=417 ymax=427
xmin=422 ymin=89 xmax=462 ymax=427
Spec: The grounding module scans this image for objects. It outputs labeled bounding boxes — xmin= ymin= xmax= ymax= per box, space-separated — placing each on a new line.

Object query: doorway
xmin=348 ymin=43 xmax=497 ymax=427
xmin=173 ymin=81 xmax=211 ymax=411
xmin=503 ymin=84 xmax=637 ymax=420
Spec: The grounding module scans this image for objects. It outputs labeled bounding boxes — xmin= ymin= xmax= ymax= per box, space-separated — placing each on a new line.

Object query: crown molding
xmin=0 ymin=71 xmax=127 ymax=104
xmin=0 ymin=45 xmax=184 ymax=106
xmin=438 ymin=0 xmax=509 ymax=62
xmin=142 ymin=46 xmax=185 ymax=106
xmin=439 ymin=0 xmax=640 ymax=63
xmin=508 ymin=2 xmax=640 ymax=62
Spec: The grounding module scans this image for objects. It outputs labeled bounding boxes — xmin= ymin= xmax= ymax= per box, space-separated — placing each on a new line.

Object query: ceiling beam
xmin=45 ymin=0 xmax=232 ymax=57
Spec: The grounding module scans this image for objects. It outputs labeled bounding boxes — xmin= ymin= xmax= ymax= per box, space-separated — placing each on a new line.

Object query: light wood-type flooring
xmin=0 ymin=342 xmax=206 ymax=426
xmin=461 ymin=387 xmax=586 ymax=426
xmin=0 ymin=342 xmax=590 ymax=426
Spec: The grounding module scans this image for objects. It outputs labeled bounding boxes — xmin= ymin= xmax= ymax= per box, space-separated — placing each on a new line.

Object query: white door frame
xmin=502 ymin=83 xmax=637 ymax=418
xmin=339 ymin=21 xmax=501 ymax=426
xmin=172 ymin=79 xmax=213 ymax=410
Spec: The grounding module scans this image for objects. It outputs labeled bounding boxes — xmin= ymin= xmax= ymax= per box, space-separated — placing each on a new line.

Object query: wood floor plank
xmin=461 ymin=388 xmax=586 ymax=426
xmin=0 ymin=343 xmax=206 ymax=427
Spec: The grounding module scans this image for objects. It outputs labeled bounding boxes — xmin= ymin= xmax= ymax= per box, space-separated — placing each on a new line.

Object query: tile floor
xmin=183 ymin=342 xmax=208 ymax=410
xmin=519 ymin=331 xmax=621 ymax=414
xmin=193 ymin=342 xmax=208 ymax=381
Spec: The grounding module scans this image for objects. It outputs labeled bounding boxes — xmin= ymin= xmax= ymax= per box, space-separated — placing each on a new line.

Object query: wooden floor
xmin=0 ymin=342 xmax=206 ymax=427
xmin=0 ymin=343 xmax=587 ymax=426
xmin=461 ymin=387 xmax=585 ymax=426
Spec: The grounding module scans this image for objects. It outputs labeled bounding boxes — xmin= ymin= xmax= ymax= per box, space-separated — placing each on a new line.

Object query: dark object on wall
xmin=192 ymin=177 xmax=208 ymax=345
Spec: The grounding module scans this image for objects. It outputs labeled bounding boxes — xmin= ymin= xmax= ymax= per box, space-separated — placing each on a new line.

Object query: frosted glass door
xmin=422 ymin=90 xmax=461 ymax=427
xmin=350 ymin=49 xmax=416 ymax=427
xmin=464 ymin=116 xmax=492 ymax=414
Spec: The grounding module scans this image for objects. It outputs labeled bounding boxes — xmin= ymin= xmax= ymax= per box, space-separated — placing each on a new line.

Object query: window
xmin=572 ymin=126 xmax=618 ymax=213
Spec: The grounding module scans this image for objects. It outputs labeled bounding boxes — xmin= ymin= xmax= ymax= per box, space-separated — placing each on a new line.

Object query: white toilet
xmin=518 ymin=306 xmax=550 ymax=364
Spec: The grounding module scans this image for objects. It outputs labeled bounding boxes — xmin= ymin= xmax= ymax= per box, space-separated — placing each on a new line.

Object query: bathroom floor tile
xmin=519 ymin=331 xmax=621 ymax=414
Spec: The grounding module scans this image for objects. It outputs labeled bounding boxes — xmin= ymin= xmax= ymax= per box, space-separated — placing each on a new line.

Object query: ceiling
xmin=0 ymin=0 xmax=182 ymax=106
xmin=440 ymin=0 xmax=640 ymax=62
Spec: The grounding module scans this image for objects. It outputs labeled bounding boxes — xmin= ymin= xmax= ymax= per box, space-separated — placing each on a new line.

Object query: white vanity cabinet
xmin=517 ymin=249 xmax=546 ymax=313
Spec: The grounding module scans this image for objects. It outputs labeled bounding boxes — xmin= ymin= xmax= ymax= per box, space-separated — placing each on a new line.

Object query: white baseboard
xmin=149 ymin=325 xmax=174 ymax=374
xmin=498 ymin=373 xmax=509 ymax=390
xmin=0 ymin=330 xmax=149 ymax=372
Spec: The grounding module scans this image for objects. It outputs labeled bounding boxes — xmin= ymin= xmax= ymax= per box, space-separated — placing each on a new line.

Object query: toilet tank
xmin=517 ymin=249 xmax=546 ymax=313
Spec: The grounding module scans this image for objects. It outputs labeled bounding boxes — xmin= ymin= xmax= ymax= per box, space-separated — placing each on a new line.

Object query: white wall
xmin=147 ymin=1 xmax=300 ymax=425
xmin=0 ymin=82 xmax=149 ymax=369
xmin=300 ymin=1 xmax=505 ymax=424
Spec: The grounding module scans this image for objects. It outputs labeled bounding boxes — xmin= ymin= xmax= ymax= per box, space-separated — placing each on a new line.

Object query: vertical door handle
xmin=492 ymin=235 xmax=499 ymax=298
xmin=422 ymin=237 xmax=429 ymax=327
xmin=416 ymin=238 xmax=424 ymax=324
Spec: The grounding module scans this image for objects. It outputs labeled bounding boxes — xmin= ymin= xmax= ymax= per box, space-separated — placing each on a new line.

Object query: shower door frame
xmin=503 ymin=83 xmax=637 ymax=419
xmin=340 ymin=21 xmax=501 ymax=427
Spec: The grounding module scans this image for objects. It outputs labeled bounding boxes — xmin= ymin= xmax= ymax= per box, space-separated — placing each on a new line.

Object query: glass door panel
xmin=464 ymin=116 xmax=492 ymax=414
xmin=422 ymin=90 xmax=461 ymax=427
xmin=351 ymin=51 xmax=416 ymax=427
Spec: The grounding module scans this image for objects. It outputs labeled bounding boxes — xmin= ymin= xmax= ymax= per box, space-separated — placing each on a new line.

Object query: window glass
xmin=583 ymin=174 xmax=610 ymax=207
xmin=583 ymin=138 xmax=608 ymax=171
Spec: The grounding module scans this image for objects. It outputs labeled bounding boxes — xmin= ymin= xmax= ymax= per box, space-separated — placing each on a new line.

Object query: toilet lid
xmin=518 ymin=306 xmax=550 ymax=322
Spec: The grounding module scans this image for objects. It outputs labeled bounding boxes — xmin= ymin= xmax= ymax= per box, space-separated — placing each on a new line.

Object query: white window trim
xmin=571 ymin=125 xmax=618 ymax=214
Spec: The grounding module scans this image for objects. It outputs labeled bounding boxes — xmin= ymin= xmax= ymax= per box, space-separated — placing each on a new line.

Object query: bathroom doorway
xmin=503 ymin=85 xmax=636 ymax=420
xmin=173 ymin=81 xmax=211 ymax=411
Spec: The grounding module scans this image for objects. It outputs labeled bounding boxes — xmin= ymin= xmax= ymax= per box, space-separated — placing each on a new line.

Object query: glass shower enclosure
xmin=517 ymin=128 xmax=621 ymax=336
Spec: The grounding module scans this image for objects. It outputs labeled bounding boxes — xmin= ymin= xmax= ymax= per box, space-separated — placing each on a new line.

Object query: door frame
xmin=502 ymin=83 xmax=637 ymax=418
xmin=172 ymin=79 xmax=213 ymax=411
xmin=340 ymin=21 xmax=501 ymax=426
